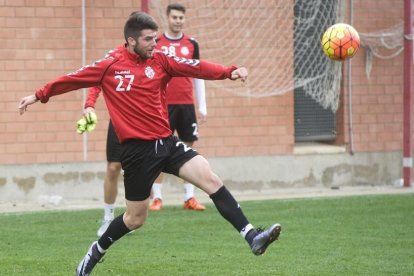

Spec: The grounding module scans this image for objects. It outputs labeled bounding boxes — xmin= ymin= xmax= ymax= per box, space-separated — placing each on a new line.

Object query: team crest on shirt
xmin=180 ymin=46 xmax=189 ymax=56
xmin=145 ymin=66 xmax=155 ymax=79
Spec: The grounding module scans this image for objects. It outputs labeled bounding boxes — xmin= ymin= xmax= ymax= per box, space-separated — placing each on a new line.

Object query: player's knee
xmin=107 ymin=161 xmax=122 ymax=174
xmin=124 ymin=213 xmax=146 ymax=230
xmin=198 ymin=171 xmax=223 ymax=194
xmin=209 ymin=172 xmax=223 ymax=189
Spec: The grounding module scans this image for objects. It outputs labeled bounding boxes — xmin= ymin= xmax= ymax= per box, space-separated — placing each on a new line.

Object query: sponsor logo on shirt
xmin=115 ymin=70 xmax=131 ymax=75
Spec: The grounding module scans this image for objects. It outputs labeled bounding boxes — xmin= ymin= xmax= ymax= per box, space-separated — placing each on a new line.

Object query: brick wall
xmin=348 ymin=0 xmax=404 ymax=152
xmin=0 ymin=0 xmax=406 ymax=165
xmin=0 ymin=1 xmax=140 ymax=164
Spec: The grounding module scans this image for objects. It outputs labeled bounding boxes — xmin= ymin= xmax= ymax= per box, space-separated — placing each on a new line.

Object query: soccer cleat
xmin=149 ymin=198 xmax=163 ymax=211
xmin=97 ymin=219 xmax=112 ymax=237
xmin=250 ymin=224 xmax=282 ymax=256
xmin=183 ymin=197 xmax=206 ymax=211
xmin=76 ymin=241 xmax=105 ymax=276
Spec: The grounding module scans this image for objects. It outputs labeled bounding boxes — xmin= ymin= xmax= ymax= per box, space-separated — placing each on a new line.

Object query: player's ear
xmin=127 ymin=37 xmax=136 ymax=46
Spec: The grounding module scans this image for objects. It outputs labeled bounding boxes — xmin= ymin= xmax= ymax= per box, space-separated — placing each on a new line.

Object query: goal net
xmin=149 ymin=0 xmax=345 ymax=112
xmin=360 ymin=22 xmax=411 ymax=79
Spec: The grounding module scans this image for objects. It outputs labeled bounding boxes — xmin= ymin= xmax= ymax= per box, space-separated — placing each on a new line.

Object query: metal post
xmin=81 ymin=0 xmax=88 ymax=161
xmin=403 ymin=0 xmax=413 ymax=187
xmin=347 ymin=0 xmax=354 ymax=155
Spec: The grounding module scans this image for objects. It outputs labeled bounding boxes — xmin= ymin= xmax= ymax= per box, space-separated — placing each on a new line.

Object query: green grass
xmin=1 ymin=194 xmax=414 ymax=275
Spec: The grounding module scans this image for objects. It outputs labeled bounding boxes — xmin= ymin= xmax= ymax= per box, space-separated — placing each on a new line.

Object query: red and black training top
xmin=156 ymin=33 xmax=200 ymax=104
xmin=35 ymin=46 xmax=236 ymax=143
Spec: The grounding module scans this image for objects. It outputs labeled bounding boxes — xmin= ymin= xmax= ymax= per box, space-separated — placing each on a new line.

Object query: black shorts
xmin=120 ymin=135 xmax=199 ymax=201
xmin=106 ymin=121 xmax=122 ymax=162
xmin=168 ymin=104 xmax=198 ymax=142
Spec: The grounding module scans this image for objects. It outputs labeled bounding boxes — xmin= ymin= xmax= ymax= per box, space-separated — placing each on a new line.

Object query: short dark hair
xmin=124 ymin=11 xmax=158 ymax=42
xmin=166 ymin=3 xmax=186 ymax=15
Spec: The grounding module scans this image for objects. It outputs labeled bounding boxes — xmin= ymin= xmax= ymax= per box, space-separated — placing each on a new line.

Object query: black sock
xmin=98 ymin=213 xmax=131 ymax=250
xmin=210 ymin=186 xmax=250 ymax=232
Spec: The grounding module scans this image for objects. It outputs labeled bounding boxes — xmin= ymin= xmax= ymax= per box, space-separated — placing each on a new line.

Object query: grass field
xmin=1 ymin=193 xmax=413 ymax=275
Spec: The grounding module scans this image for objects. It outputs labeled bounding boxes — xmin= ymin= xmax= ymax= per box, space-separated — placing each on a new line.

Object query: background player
xmin=80 ymin=87 xmax=123 ymax=237
xmin=76 ymin=46 xmax=125 ymax=237
xmin=150 ymin=2 xmax=207 ymax=211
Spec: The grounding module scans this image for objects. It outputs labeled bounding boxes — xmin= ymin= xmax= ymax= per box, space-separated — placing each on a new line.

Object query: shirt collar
xmin=121 ymin=45 xmax=146 ymax=63
xmin=163 ymin=32 xmax=184 ymax=41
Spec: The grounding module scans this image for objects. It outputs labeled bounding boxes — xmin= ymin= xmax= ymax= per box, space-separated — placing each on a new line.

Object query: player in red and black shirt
xmin=18 ymin=12 xmax=281 ymax=276
xmin=150 ymin=3 xmax=207 ymax=211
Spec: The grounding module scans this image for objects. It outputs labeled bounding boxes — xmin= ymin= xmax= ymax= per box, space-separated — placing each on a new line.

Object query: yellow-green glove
xmin=84 ymin=112 xmax=98 ymax=132
xmin=76 ymin=117 xmax=87 ymax=134
xmin=76 ymin=112 xmax=98 ymax=134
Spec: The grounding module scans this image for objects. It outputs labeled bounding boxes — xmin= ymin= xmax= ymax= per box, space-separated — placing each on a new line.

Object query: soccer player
xmin=81 ymin=90 xmax=122 ymax=237
xmin=150 ymin=3 xmax=206 ymax=211
xmin=18 ymin=11 xmax=282 ymax=276
xmin=77 ymin=46 xmax=125 ymax=237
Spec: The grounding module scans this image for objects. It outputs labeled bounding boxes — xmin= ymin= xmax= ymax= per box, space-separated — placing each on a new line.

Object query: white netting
xmin=359 ymin=0 xmax=413 ymax=78
xmin=360 ymin=23 xmax=413 ymax=78
xmin=150 ymin=0 xmax=345 ymax=112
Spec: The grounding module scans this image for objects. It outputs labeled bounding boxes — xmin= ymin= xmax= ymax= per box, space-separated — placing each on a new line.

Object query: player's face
xmin=167 ymin=9 xmax=185 ymax=35
xmin=131 ymin=29 xmax=157 ymax=59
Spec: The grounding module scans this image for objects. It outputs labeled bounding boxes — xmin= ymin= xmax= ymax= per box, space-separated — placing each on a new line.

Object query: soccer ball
xmin=321 ymin=23 xmax=360 ymax=61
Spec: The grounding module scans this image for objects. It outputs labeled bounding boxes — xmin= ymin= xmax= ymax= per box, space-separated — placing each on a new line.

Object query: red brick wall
xmin=347 ymin=0 xmax=404 ymax=152
xmin=0 ymin=0 xmax=406 ymax=164
xmin=0 ymin=1 xmax=140 ymax=164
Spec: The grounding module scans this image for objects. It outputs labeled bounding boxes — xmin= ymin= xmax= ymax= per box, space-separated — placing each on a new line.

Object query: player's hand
xmin=76 ymin=117 xmax=88 ymax=134
xmin=230 ymin=67 xmax=248 ymax=82
xmin=84 ymin=111 xmax=98 ymax=132
xmin=76 ymin=109 xmax=98 ymax=134
xmin=18 ymin=94 xmax=38 ymax=115
xmin=197 ymin=110 xmax=207 ymax=125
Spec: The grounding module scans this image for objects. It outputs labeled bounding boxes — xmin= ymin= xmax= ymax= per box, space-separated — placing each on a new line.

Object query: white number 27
xmin=115 ymin=74 xmax=135 ymax=91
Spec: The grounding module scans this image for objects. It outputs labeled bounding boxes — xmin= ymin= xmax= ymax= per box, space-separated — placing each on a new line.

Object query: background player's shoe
xmin=183 ymin=197 xmax=206 ymax=211
xmin=76 ymin=241 xmax=105 ymax=276
xmin=250 ymin=224 xmax=282 ymax=256
xmin=97 ymin=219 xmax=112 ymax=237
xmin=149 ymin=198 xmax=163 ymax=211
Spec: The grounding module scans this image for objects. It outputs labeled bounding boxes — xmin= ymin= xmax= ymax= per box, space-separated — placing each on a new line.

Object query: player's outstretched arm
xmin=230 ymin=67 xmax=248 ymax=82
xmin=18 ymin=94 xmax=38 ymax=115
